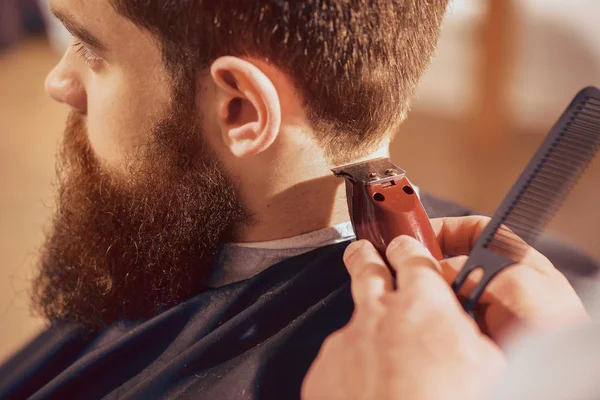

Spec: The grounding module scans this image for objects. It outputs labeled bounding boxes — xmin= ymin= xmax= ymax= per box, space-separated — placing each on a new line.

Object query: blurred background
xmin=1 ymin=0 xmax=599 ymax=363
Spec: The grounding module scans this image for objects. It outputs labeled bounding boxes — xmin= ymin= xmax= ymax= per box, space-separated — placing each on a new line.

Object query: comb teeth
xmin=484 ymin=87 xmax=600 ymax=261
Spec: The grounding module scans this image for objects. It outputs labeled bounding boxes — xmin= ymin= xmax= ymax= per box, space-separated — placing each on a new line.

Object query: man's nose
xmin=45 ymin=63 xmax=87 ymax=113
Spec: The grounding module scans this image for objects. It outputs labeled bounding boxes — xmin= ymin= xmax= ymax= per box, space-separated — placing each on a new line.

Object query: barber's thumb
xmin=386 ymin=236 xmax=442 ymax=285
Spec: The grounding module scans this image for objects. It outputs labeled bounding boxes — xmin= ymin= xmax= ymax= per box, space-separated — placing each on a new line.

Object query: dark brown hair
xmin=112 ymin=0 xmax=447 ymax=162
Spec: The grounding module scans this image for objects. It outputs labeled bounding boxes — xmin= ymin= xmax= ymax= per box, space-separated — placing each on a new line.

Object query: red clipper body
xmin=332 ymin=158 xmax=443 ymax=260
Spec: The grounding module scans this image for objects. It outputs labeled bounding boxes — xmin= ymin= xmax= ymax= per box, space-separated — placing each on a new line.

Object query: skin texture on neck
xmin=233 ymin=145 xmax=392 ymax=242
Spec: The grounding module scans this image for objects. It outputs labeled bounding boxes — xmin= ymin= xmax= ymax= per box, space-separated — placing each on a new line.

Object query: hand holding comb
xmin=453 ymin=86 xmax=600 ymax=313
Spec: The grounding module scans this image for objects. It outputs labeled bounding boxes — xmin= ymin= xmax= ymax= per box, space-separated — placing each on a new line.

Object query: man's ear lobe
xmin=210 ymin=56 xmax=281 ymax=158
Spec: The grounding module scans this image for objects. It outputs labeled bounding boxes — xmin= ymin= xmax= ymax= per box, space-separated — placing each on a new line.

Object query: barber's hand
xmin=301 ymin=237 xmax=506 ymax=400
xmin=432 ymin=216 xmax=589 ymax=342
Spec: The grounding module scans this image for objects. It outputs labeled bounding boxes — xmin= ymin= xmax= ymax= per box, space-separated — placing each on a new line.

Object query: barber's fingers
xmin=438 ymin=255 xmax=484 ymax=299
xmin=430 ymin=216 xmax=553 ymax=268
xmin=385 ymin=235 xmax=463 ymax=311
xmin=343 ymin=240 xmax=394 ymax=307
xmin=385 ymin=235 xmax=444 ymax=289
xmin=429 ymin=216 xmax=522 ymax=256
xmin=429 ymin=216 xmax=490 ymax=256
xmin=439 ymin=253 xmax=555 ymax=302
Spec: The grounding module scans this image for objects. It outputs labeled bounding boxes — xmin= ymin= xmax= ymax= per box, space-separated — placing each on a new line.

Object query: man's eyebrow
xmin=50 ymin=5 xmax=108 ymax=52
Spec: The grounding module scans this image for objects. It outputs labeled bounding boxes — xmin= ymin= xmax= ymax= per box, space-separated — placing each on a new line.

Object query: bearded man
xmin=1 ymin=1 xmax=598 ymax=399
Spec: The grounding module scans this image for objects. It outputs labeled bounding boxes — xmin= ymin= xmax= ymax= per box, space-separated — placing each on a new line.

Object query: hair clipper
xmin=332 ymin=158 xmax=443 ymax=260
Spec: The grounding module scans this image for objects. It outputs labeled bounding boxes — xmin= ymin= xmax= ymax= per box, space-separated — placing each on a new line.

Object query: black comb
xmin=452 ymin=86 xmax=600 ymax=313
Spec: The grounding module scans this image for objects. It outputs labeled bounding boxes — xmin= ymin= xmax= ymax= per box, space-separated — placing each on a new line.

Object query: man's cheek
xmin=84 ymin=115 xmax=126 ymax=169
xmin=86 ymin=103 xmax=148 ymax=170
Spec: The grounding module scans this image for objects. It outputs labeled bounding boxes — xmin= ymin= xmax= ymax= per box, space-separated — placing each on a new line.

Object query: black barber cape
xmin=1 ymin=194 xmax=599 ymax=400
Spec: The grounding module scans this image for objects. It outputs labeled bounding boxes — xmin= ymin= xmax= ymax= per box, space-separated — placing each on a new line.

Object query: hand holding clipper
xmin=332 ymin=158 xmax=443 ymax=260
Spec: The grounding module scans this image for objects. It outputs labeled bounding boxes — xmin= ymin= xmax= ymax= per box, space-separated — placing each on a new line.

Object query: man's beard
xmin=32 ymin=104 xmax=249 ymax=331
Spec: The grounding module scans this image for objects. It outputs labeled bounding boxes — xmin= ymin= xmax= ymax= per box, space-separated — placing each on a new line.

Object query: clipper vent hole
xmin=373 ymin=193 xmax=385 ymax=202
xmin=403 ymin=185 xmax=414 ymax=195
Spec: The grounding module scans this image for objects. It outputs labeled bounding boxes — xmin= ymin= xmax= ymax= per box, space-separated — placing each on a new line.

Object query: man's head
xmin=112 ymin=0 xmax=447 ymax=161
xmin=36 ymin=0 xmax=447 ymax=330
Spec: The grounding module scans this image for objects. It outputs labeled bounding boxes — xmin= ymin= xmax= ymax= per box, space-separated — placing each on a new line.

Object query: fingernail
xmin=343 ymin=240 xmax=369 ymax=263
xmin=387 ymin=235 xmax=431 ymax=257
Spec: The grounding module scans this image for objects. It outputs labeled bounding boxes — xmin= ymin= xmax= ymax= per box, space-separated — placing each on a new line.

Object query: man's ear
xmin=210 ymin=56 xmax=282 ymax=158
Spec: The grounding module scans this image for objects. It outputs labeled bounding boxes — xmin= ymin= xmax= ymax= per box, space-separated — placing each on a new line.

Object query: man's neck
xmin=234 ymin=146 xmax=391 ymax=243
